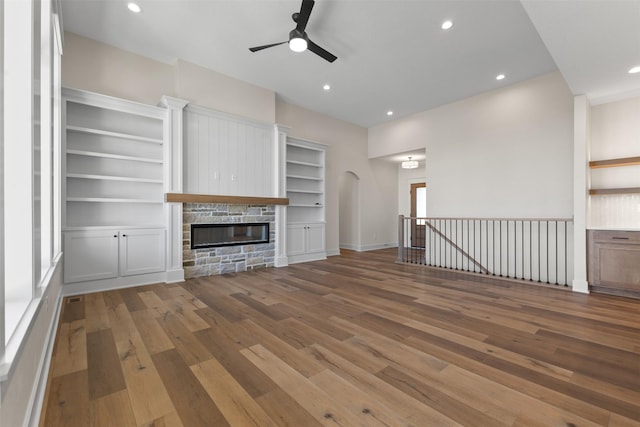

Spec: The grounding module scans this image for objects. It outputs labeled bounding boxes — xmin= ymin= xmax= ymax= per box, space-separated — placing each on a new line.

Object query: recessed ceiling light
xmin=323 ymin=84 xmax=331 ymax=91
xmin=441 ymin=20 xmax=453 ymax=30
xmin=629 ymin=66 xmax=640 ymax=74
xmin=127 ymin=2 xmax=142 ymax=13
xmin=387 ymin=111 xmax=394 ymax=116
xmin=496 ymin=74 xmax=506 ymax=81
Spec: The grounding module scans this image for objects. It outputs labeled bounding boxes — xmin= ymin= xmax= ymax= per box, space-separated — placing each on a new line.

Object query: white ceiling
xmin=61 ymin=0 xmax=640 ymax=128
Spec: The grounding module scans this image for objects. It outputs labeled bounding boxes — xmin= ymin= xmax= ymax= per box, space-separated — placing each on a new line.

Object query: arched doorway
xmin=339 ymin=171 xmax=360 ymax=251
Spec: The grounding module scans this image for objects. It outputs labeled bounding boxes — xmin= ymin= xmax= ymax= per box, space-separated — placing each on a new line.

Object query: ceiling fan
xmin=249 ymin=0 xmax=337 ymax=63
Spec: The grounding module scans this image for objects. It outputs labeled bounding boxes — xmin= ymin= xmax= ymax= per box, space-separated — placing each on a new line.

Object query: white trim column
xmin=572 ymin=95 xmax=590 ymax=294
xmin=274 ymin=124 xmax=290 ymax=267
xmin=159 ymin=96 xmax=189 ymax=283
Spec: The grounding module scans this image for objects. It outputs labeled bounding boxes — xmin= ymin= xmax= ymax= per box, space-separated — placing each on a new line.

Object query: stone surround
xmin=183 ymin=203 xmax=275 ymax=279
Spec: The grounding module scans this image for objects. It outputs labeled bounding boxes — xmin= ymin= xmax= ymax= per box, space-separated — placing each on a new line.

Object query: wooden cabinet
xmin=588 ymin=230 xmax=640 ymax=298
xmin=286 ymin=138 xmax=327 ymax=264
xmin=286 ymin=223 xmax=326 ymax=263
xmin=64 ymin=229 xmax=166 ymax=283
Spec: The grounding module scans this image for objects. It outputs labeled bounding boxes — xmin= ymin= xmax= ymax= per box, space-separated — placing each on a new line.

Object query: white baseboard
xmin=274 ymin=255 xmax=289 ymax=267
xmin=326 ymin=249 xmax=341 ymax=257
xmin=339 ymin=243 xmax=397 ymax=252
xmin=572 ymin=279 xmax=590 ymax=294
xmin=287 ymin=252 xmax=327 ymax=264
xmin=165 ymin=268 xmax=185 ymax=283
xmin=28 ymin=291 xmax=63 ymax=427
xmin=62 ymin=271 xmax=169 ymax=296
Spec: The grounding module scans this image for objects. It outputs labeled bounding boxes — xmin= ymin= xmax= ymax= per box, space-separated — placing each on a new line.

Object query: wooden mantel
xmin=165 ymin=193 xmax=289 ymax=205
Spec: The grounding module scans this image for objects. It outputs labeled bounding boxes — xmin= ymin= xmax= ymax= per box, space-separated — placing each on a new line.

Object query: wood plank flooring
xmin=40 ymin=249 xmax=640 ymax=426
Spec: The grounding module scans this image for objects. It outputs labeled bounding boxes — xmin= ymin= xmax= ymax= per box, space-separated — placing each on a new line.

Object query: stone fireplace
xmin=182 ymin=203 xmax=276 ymax=278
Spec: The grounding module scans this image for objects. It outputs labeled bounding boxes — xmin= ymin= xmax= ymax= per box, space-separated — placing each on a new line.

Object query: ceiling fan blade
xmin=308 ymin=39 xmax=337 ymax=63
xmin=296 ymin=0 xmax=315 ymax=32
xmin=249 ymin=41 xmax=287 ymax=52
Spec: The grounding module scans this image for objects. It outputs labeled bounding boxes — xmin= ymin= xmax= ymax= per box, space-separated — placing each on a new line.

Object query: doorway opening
xmin=410 ymin=182 xmax=426 ymax=248
xmin=339 ymin=171 xmax=360 ymax=251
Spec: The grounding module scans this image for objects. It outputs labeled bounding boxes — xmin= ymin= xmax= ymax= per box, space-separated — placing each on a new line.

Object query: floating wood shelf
xmin=589 ymin=156 xmax=640 ymax=168
xmin=589 ymin=188 xmax=640 ymax=195
xmin=165 ymin=193 xmax=289 ymax=205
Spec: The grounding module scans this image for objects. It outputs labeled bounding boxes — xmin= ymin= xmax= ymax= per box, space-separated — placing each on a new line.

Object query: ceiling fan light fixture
xmin=289 ymin=35 xmax=308 ymax=52
xmin=402 ymin=157 xmax=419 ymax=169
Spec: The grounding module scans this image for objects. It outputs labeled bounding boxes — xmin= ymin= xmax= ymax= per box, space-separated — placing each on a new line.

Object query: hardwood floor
xmin=40 ymin=249 xmax=640 ymax=426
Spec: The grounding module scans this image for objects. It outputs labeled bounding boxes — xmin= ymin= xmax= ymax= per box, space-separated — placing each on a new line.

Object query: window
xmin=2 ymin=0 xmax=62 ymax=365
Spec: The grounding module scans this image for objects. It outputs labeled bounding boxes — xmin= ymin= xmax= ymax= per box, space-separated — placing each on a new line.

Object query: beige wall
xmin=369 ymin=72 xmax=575 ymax=218
xmin=62 ymin=33 xmax=275 ymax=123
xmin=62 ymin=32 xmax=176 ymax=105
xmin=175 ymin=60 xmax=275 ymax=124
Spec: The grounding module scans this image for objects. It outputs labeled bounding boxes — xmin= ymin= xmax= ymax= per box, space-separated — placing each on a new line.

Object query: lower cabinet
xmin=64 ymin=228 xmax=166 ymax=283
xmin=588 ymin=230 xmax=640 ymax=299
xmin=287 ymin=223 xmax=326 ymax=264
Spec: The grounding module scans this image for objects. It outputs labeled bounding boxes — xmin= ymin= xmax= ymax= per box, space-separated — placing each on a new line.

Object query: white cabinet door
xmin=287 ymin=224 xmax=307 ymax=256
xmin=306 ymin=223 xmax=326 ymax=254
xmin=64 ymin=230 xmax=119 ymax=283
xmin=119 ymin=228 xmax=166 ymax=276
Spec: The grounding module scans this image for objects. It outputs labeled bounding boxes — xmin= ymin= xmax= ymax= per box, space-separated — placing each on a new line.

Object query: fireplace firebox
xmin=190 ymin=223 xmax=269 ymax=249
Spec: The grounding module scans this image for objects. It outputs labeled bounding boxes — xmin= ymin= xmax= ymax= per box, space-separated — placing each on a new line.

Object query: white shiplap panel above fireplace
xmin=183 ymin=105 xmax=275 ymax=198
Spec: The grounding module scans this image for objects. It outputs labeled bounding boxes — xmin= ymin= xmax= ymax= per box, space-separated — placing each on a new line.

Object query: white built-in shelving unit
xmin=286 ymin=137 xmax=327 ymax=263
xmin=62 ymin=88 xmax=167 ymax=285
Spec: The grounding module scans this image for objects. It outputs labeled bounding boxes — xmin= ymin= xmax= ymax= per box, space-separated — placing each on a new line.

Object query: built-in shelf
xmin=67 ymin=173 xmax=163 ymax=184
xmin=67 ymin=149 xmax=163 ymax=164
xmin=67 ymin=197 xmax=162 ymax=203
xmin=589 ymin=188 xmax=640 ymax=195
xmin=287 ymin=189 xmax=323 ymax=194
xmin=286 ymin=174 xmax=323 ymax=181
xmin=165 ymin=193 xmax=289 ymax=205
xmin=588 ymin=156 xmax=639 ymax=196
xmin=64 ymin=224 xmax=165 ymax=231
xmin=67 ymin=125 xmax=163 ymax=144
xmin=286 ymin=159 xmax=322 ymax=168
xmin=589 ymin=156 xmax=640 ymax=169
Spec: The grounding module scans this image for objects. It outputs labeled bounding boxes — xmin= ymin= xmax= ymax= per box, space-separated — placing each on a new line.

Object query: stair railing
xmin=397 ymin=215 xmax=574 ymax=286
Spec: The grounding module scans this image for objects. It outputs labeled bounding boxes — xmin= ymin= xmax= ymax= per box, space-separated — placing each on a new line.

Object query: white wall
xmin=370 ymin=72 xmax=574 ymax=218
xmin=589 ymin=95 xmax=640 ymax=229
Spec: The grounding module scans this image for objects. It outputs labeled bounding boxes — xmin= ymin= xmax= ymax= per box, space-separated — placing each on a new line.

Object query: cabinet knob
xmin=122 ymin=234 xmax=127 ymax=237
xmin=113 ymin=234 xmax=118 ymax=238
